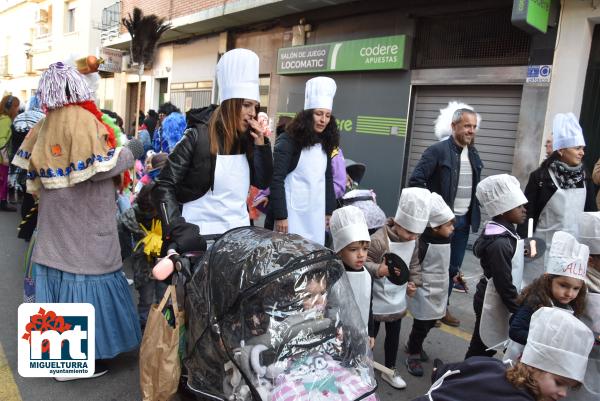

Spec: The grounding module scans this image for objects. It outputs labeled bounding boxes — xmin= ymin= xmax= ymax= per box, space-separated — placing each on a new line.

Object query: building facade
xmin=0 ymin=0 xmax=115 ymax=103
xmin=98 ymin=0 xmax=597 ymax=214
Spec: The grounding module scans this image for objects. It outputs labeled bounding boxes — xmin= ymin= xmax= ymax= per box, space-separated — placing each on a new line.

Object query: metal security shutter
xmin=405 ymin=85 xmax=523 ymax=239
xmin=170 ymin=90 xmax=212 ymax=112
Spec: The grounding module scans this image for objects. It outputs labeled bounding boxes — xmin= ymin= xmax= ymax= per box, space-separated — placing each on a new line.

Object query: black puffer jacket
xmin=411 ymin=357 xmax=534 ymax=401
xmin=516 ymin=155 xmax=597 ymax=237
xmin=472 ymin=218 xmax=520 ymax=313
xmin=152 ymin=105 xmax=273 ymax=237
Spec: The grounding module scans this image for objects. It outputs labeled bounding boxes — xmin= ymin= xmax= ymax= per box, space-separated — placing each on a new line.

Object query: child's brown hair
xmin=506 ymin=362 xmax=580 ymax=400
xmin=517 ymin=274 xmax=587 ymax=316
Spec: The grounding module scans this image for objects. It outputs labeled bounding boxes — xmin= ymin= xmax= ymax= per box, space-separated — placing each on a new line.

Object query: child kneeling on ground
xmin=405 ymin=192 xmax=455 ymax=376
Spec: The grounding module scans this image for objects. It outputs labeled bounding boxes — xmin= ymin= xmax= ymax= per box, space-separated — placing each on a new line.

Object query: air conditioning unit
xmin=35 ymin=9 xmax=48 ymax=23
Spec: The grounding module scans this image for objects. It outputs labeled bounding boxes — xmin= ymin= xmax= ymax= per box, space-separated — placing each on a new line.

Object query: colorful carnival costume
xmin=12 ymin=62 xmax=141 ymax=361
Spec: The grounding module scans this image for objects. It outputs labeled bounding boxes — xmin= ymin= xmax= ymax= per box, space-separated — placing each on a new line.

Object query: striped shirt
xmin=453 ymin=146 xmax=472 ymax=216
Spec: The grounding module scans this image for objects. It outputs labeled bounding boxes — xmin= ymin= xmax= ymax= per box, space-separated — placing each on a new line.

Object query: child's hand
xmin=377 ymin=260 xmax=389 ymax=277
xmin=369 ymin=337 xmax=375 ymax=349
xmin=253 ymin=197 xmax=268 ymax=208
xmin=407 ymin=281 xmax=417 ymax=297
xmin=275 ymin=219 xmax=288 ymax=234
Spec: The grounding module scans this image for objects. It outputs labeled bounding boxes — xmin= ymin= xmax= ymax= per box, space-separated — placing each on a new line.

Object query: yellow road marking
xmin=0 ymin=342 xmax=23 ymax=401
xmin=406 ymin=311 xmax=473 ymax=342
xmin=438 ymin=322 xmax=473 ymax=342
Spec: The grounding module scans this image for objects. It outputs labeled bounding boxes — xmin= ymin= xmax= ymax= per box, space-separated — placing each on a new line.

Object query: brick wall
xmin=121 ymin=0 xmax=227 ymax=25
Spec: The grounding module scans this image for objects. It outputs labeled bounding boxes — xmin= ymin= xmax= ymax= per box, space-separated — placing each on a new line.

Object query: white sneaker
xmin=381 ymin=369 xmax=407 ymax=389
xmin=54 ymin=367 xmax=108 ymax=382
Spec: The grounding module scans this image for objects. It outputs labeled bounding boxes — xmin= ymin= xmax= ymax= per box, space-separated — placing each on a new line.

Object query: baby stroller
xmin=181 ymin=226 xmax=378 ymax=401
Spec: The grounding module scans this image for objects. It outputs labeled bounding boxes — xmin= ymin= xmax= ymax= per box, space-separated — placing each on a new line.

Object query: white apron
xmin=182 ymin=154 xmax=250 ymax=236
xmin=285 ymin=144 xmax=327 ymax=245
xmin=570 ymin=293 xmax=600 ymax=400
xmin=346 ymin=268 xmax=372 ymax=329
xmin=479 ymin=226 xmax=524 ymax=349
xmin=407 ymin=243 xmax=450 ymax=321
xmin=523 ymin=169 xmax=586 ymax=288
xmin=371 ymin=238 xmax=415 ymax=316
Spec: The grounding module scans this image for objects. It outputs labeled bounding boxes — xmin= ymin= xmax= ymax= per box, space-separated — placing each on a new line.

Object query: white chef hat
xmin=546 ymin=231 xmax=588 ymax=281
xmin=578 ymin=212 xmax=600 ymax=255
xmin=552 ymin=112 xmax=585 ymax=151
xmin=304 ymin=76 xmax=336 ymax=111
xmin=521 ymin=307 xmax=594 ymax=383
xmin=394 ymin=188 xmax=432 ymax=234
xmin=330 ymin=206 xmax=371 ymax=253
xmin=475 ymin=174 xmax=527 ymax=217
xmin=216 ymin=48 xmax=260 ymax=103
xmin=428 ymin=192 xmax=454 ymax=228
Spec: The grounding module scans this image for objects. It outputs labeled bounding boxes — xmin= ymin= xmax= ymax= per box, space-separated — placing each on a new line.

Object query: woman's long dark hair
xmin=285 ymin=109 xmax=339 ymax=156
xmin=540 ymin=151 xmax=560 ymax=168
xmin=517 ymin=274 xmax=587 ymax=316
xmin=208 ymin=99 xmax=258 ymax=157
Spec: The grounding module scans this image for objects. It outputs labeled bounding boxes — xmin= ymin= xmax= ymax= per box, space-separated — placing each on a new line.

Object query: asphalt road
xmin=0 ymin=208 xmax=479 ymax=401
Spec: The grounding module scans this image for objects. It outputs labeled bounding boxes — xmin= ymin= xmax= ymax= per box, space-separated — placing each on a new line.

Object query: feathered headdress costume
xmin=12 ymin=62 xmax=121 ymax=194
xmin=122 ymin=8 xmax=171 ymax=68
xmin=434 ymin=101 xmax=481 ymax=140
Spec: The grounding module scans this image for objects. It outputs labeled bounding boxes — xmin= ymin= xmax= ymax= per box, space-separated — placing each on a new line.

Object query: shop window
xmin=35 ymin=5 xmax=52 ymax=37
xmin=65 ymin=1 xmax=76 ymax=33
xmin=259 ymin=75 xmax=270 ymax=113
xmin=158 ymin=78 xmax=168 ymax=106
xmin=413 ymin=8 xmax=530 ymax=69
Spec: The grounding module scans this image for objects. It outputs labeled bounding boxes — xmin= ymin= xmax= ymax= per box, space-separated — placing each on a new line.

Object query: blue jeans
xmin=448 ymin=214 xmax=470 ymax=302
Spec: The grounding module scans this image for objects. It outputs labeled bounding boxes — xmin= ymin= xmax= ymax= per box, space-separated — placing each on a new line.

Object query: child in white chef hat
xmin=411 ymin=307 xmax=594 ymax=401
xmin=365 ymin=187 xmax=433 ymax=390
xmin=330 ymin=205 xmax=373 ymax=338
xmin=508 ymin=231 xmax=588 ymax=356
xmin=405 ymin=192 xmax=455 ymax=377
xmin=465 ymin=174 xmax=528 ymax=359
xmin=578 ymin=212 xmax=600 ymax=294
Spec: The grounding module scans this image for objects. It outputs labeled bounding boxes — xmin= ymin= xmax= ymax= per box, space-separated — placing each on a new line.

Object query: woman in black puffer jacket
xmin=152 ymin=49 xmax=272 ymax=251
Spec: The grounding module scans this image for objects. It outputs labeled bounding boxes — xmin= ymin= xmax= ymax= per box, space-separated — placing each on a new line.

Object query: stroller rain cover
xmin=183 ymin=227 xmax=378 ymax=401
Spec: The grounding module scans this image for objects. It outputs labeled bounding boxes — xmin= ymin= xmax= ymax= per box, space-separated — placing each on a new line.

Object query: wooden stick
xmin=372 ymin=361 xmax=395 ymax=377
xmin=134 ymin=63 xmax=144 ymax=139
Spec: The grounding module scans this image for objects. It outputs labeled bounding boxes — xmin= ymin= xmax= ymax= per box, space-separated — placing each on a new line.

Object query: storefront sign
xmin=526 ymin=64 xmax=552 ymax=83
xmin=277 ymin=35 xmax=409 ymax=75
xmin=511 ymin=0 xmax=551 ymax=34
xmin=98 ymin=48 xmax=123 ymax=73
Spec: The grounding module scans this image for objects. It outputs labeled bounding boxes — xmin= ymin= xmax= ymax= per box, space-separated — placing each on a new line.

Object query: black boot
xmin=0 ymin=200 xmax=16 ymax=212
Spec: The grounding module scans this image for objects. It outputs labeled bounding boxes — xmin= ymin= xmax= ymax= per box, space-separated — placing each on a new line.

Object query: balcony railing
xmin=100 ymin=2 xmax=121 ymax=44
